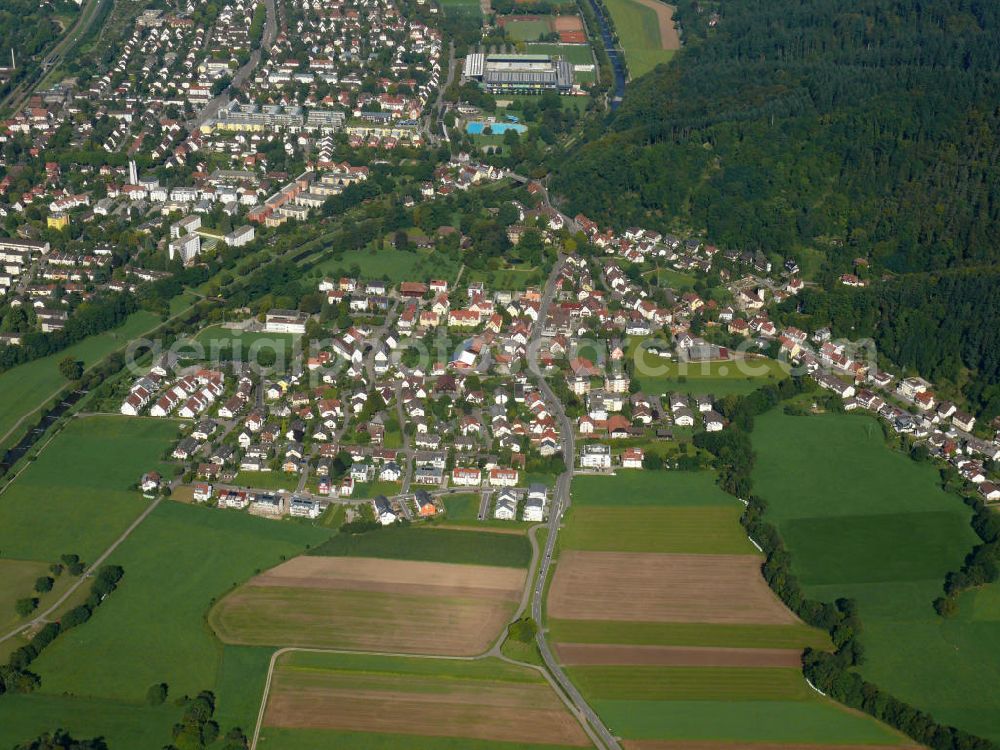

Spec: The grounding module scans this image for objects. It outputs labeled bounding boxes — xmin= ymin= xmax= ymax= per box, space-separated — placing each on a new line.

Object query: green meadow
xmin=308 ymin=525 xmax=531 ymax=568
xmin=0 ymin=309 xmax=163 ymax=448
xmin=0 ymin=415 xmax=181 ymax=562
xmin=753 ymin=409 xmax=1000 ymax=742
xmin=604 ymin=0 xmax=676 ymax=78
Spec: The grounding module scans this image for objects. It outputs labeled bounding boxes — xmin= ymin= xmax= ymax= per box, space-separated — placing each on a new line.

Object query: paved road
xmin=189 ymin=0 xmax=277 ymax=130
xmin=525 ymin=258 xmax=622 ymax=750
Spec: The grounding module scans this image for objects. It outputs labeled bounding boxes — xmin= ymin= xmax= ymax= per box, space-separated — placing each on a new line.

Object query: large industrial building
xmin=463 ymin=53 xmax=574 ymax=94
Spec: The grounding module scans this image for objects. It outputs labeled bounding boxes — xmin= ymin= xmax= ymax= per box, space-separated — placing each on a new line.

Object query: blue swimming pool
xmin=466 ymin=121 xmax=528 ymax=135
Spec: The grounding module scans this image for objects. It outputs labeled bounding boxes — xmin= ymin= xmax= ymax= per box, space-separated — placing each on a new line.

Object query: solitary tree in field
xmin=58 ymin=357 xmax=83 ymax=381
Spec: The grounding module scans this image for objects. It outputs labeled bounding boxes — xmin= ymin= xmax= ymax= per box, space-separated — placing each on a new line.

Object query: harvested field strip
xmin=561 ymin=506 xmax=754 ymax=554
xmin=624 ymin=743 xmax=922 ymax=750
xmin=555 ymin=643 xmax=803 ymax=668
xmin=568 ymin=665 xmax=812 ymax=701
xmin=308 ymin=525 xmax=532 ymax=567
xmin=548 ymin=551 xmax=799 ymax=624
xmin=212 ymin=587 xmax=515 ymax=655
xmin=593 ymin=700 xmax=909 ymax=744
xmin=258 ymin=728 xmax=588 ymax=750
xmin=252 ymin=555 xmax=525 ymax=594
xmin=264 ymin=654 xmax=591 ymax=747
xmin=280 ymin=650 xmax=538 ymax=681
xmin=548 ymin=619 xmax=831 ymax=649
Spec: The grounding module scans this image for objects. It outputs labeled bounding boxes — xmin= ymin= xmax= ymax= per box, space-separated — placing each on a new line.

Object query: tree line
xmin=695 ymin=381 xmax=998 ymax=750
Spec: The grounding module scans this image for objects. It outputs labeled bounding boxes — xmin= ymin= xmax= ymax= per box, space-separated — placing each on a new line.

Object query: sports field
xmin=627 ymin=338 xmax=788 ymax=395
xmin=753 ymin=410 xmax=1000 ymax=743
xmin=0 ymin=501 xmax=325 ymax=747
xmin=605 ymin=0 xmax=679 ymax=77
xmin=502 ymin=16 xmax=553 ymax=41
xmin=193 ymin=324 xmax=301 ymax=364
xmin=259 ymin=652 xmax=589 ymax=748
xmin=546 ymin=469 xmax=907 ymax=746
xmin=0 ymin=309 xmax=162 ymax=448
xmin=0 ymin=415 xmax=181 ymax=562
xmin=211 ymin=556 xmax=525 ymax=655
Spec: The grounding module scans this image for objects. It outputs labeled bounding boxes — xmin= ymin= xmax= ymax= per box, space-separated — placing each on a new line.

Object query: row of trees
xmin=695 ymin=382 xmax=997 ymax=750
xmin=0 ymin=566 xmax=124 ymax=697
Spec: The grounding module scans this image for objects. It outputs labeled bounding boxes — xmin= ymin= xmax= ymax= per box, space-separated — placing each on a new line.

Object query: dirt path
xmin=633 ymin=0 xmax=680 ymax=50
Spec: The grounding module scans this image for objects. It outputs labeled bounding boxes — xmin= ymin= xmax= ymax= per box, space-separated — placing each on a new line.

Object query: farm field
xmin=0 ymin=415 xmax=180 ymax=562
xmin=627 ymin=338 xmax=789 ymax=395
xmin=605 ymin=0 xmax=678 ymax=77
xmin=753 ymin=410 xmax=1000 ymax=743
xmin=308 ymin=524 xmax=532 ymax=567
xmin=546 ymin=469 xmax=904 ymax=746
xmin=211 ymin=555 xmax=525 ymax=655
xmin=0 ymin=501 xmax=324 ymax=747
xmin=561 ymin=506 xmax=754 ymax=554
xmin=570 ymin=469 xmax=736 ymax=507
xmin=0 ymin=309 xmax=162 ymax=448
xmin=258 ymin=651 xmax=590 ymax=748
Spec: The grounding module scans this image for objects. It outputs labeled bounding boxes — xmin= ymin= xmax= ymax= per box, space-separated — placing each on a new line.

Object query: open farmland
xmin=308 ymin=524 xmax=532 ymax=567
xmin=605 ymin=0 xmax=678 ymax=77
xmin=0 ymin=501 xmax=325 ymax=748
xmin=211 ymin=556 xmax=525 ymax=655
xmin=754 ymin=410 xmax=1000 ymax=743
xmin=549 ymin=550 xmax=798 ymax=624
xmin=258 ymin=651 xmax=590 ymax=749
xmin=561 ymin=506 xmax=754 ymax=554
xmin=546 ymin=469 xmax=906 ymax=747
xmin=0 ymin=415 xmax=180 ymax=562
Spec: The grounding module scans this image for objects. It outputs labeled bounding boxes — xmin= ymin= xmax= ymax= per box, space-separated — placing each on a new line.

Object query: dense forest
xmin=553 ymin=0 xmax=1000 ymax=274
xmin=778 ymin=268 xmax=1000 ymax=418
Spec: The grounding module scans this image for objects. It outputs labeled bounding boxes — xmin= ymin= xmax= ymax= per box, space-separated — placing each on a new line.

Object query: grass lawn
xmin=443 ymin=492 xmax=482 ymax=521
xmin=503 ymin=17 xmax=552 ymax=41
xmin=438 ymin=0 xmax=481 ymax=15
xmin=548 ymin=619 xmax=831 ymax=649
xmin=0 ymin=309 xmax=161 ymax=448
xmin=0 ymin=415 xmax=181 ymax=562
xmin=525 ymin=42 xmax=595 ymax=65
xmin=592 ymin=699 xmax=907 ymax=744
xmin=571 ymin=470 xmax=735 ymax=507
xmin=753 ymin=409 xmax=1000 ymax=742
xmin=193 ymin=324 xmax=300 ymax=362
xmin=604 ymin=0 xmax=676 ymax=77
xmin=231 ymin=470 xmax=302 ymax=492
xmin=31 ymin=501 xmax=327 ymax=713
xmin=628 ymin=339 xmax=789 ymax=395
xmin=561 ymin=505 xmax=755 ymax=554
xmin=314 ymin=245 xmax=461 ymax=284
xmin=308 ymin=525 xmax=531 ymax=568
xmin=644 ymin=266 xmax=697 ymax=290
xmin=352 ymin=479 xmax=403 ymax=499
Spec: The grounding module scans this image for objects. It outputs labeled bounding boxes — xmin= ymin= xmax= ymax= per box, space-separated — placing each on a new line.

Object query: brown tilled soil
xmin=253 ymin=555 xmax=525 ymax=593
xmin=553 ymin=14 xmax=585 ymax=32
xmin=264 ymin=670 xmax=591 ymax=746
xmin=554 ymin=643 xmax=804 ymax=667
xmin=547 ymin=551 xmax=799 ymax=625
xmin=624 ymin=743 xmax=923 ymax=750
